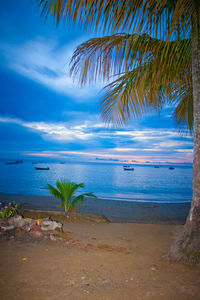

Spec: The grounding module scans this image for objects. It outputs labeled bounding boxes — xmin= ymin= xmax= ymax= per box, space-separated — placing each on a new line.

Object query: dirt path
xmin=0 ymin=221 xmax=199 ymax=300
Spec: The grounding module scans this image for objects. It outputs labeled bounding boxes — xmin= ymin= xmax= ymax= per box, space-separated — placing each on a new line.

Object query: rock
xmin=1 ymin=224 xmax=15 ymax=231
xmin=8 ymin=215 xmax=26 ymax=228
xmin=24 ymin=218 xmax=36 ymax=225
xmin=49 ymin=233 xmax=57 ymax=241
xmin=30 ymin=224 xmax=43 ymax=237
xmin=40 ymin=220 xmax=62 ymax=231
xmin=21 ymin=224 xmax=31 ymax=232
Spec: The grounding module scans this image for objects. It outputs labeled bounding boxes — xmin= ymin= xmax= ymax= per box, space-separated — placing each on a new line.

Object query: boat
xmin=154 ymin=166 xmax=159 ymax=168
xmin=123 ymin=165 xmax=134 ymax=171
xmin=5 ymin=160 xmax=23 ymax=165
xmin=169 ymin=167 xmax=175 ymax=170
xmin=35 ymin=167 xmax=50 ymax=170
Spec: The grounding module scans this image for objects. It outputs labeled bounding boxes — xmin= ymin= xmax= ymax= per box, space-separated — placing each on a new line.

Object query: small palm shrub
xmin=47 ymin=179 xmax=96 ymax=214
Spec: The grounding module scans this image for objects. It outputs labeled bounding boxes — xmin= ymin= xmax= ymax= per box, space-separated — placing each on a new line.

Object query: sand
xmin=0 ymin=194 xmax=191 ymax=224
xmin=0 ymin=211 xmax=200 ymax=300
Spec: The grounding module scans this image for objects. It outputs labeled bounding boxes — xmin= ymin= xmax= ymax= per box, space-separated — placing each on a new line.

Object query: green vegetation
xmin=0 ymin=202 xmax=18 ymax=219
xmin=47 ymin=179 xmax=96 ymax=213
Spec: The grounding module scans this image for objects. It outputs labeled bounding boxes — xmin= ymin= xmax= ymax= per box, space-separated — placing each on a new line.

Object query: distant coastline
xmin=0 ymin=157 xmax=193 ymax=167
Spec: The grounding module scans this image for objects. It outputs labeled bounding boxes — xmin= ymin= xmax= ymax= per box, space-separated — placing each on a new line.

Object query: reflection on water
xmin=0 ymin=161 xmax=193 ymax=203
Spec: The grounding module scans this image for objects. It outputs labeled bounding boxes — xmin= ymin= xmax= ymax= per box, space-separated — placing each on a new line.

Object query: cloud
xmin=0 ymin=115 xmax=193 ymax=163
xmin=0 ymin=37 xmax=103 ymax=99
xmin=0 ymin=116 xmax=93 ymax=141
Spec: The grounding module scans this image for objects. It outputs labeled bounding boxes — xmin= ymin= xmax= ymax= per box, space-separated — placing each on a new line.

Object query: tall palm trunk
xmin=169 ymin=2 xmax=200 ymax=263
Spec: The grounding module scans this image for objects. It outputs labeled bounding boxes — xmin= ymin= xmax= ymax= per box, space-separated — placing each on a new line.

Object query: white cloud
xmin=0 ymin=37 xmax=103 ymax=99
xmin=155 ymin=141 xmax=193 ymax=149
xmin=0 ymin=115 xmax=193 ymax=163
xmin=176 ymin=149 xmax=193 ymax=153
xmin=0 ymin=116 xmax=93 ymax=141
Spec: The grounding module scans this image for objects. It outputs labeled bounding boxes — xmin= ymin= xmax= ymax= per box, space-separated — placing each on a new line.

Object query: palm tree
xmin=47 ymin=179 xmax=96 ymax=213
xmin=37 ymin=0 xmax=200 ymax=263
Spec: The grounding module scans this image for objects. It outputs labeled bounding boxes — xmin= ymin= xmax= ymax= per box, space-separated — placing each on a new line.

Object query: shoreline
xmin=0 ymin=193 xmax=191 ymax=224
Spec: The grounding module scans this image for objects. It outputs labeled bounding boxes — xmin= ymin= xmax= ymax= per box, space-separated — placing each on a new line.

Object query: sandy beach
xmin=0 ymin=210 xmax=200 ymax=300
xmin=0 ymin=195 xmax=199 ymax=299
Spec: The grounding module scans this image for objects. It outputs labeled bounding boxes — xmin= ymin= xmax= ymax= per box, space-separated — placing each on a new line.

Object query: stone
xmin=24 ymin=218 xmax=36 ymax=225
xmin=1 ymin=224 xmax=15 ymax=231
xmin=8 ymin=215 xmax=26 ymax=228
xmin=21 ymin=224 xmax=31 ymax=232
xmin=40 ymin=220 xmax=62 ymax=231
xmin=49 ymin=233 xmax=57 ymax=241
xmin=30 ymin=224 xmax=43 ymax=237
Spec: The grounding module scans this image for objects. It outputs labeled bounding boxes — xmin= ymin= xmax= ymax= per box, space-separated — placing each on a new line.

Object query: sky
xmin=0 ymin=0 xmax=193 ymax=165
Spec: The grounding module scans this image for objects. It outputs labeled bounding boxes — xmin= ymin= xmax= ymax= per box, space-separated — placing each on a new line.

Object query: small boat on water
xmin=154 ymin=166 xmax=159 ymax=168
xmin=5 ymin=160 xmax=23 ymax=165
xmin=169 ymin=167 xmax=175 ymax=170
xmin=35 ymin=167 xmax=50 ymax=170
xmin=123 ymin=165 xmax=134 ymax=171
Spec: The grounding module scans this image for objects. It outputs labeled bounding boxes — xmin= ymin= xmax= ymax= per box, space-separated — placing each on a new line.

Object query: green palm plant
xmin=70 ymin=33 xmax=192 ymax=130
xmin=37 ymin=0 xmax=200 ymax=263
xmin=47 ymin=179 xmax=96 ymax=213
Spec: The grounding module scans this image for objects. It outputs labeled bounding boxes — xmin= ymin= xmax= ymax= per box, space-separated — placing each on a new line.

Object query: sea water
xmin=0 ymin=160 xmax=192 ymax=203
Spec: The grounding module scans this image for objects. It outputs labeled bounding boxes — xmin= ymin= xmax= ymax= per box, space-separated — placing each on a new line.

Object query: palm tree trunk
xmin=169 ymin=2 xmax=200 ymax=264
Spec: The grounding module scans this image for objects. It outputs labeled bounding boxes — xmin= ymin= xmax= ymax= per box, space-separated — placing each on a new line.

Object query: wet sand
xmin=0 ymin=193 xmax=191 ymax=224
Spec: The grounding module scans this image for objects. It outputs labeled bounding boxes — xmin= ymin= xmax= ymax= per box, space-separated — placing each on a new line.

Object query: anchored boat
xmin=123 ymin=165 xmax=134 ymax=171
xmin=35 ymin=167 xmax=50 ymax=170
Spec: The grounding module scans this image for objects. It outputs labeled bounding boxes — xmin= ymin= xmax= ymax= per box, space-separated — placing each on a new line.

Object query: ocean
xmin=0 ymin=160 xmax=193 ymax=203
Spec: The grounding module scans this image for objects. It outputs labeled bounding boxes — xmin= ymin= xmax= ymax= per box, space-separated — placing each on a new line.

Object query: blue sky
xmin=0 ymin=0 xmax=193 ymax=164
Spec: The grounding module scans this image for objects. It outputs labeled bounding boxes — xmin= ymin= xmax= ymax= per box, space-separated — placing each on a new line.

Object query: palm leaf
xmin=47 ymin=184 xmax=61 ymax=200
xmin=37 ymin=0 xmax=194 ymax=132
xmin=71 ymin=192 xmax=97 ymax=209
xmin=37 ymin=0 xmax=166 ymax=33
xmin=47 ymin=179 xmax=96 ymax=213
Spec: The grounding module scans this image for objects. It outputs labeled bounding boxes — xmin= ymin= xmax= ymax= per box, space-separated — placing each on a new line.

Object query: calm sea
xmin=0 ymin=160 xmax=192 ymax=203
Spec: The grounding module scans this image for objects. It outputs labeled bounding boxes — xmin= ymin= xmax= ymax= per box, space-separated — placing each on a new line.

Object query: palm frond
xmin=71 ymin=192 xmax=96 ymax=208
xmin=91 ymin=35 xmax=192 ymax=128
xmin=37 ymin=0 xmax=173 ymax=34
xmin=174 ymin=90 xmax=193 ymax=132
xmin=71 ymin=195 xmax=85 ymax=207
xmin=70 ymin=32 xmax=191 ymax=90
xmin=47 ymin=179 xmax=95 ymax=213
xmin=47 ymin=184 xmax=61 ymax=200
xmin=71 ymin=182 xmax=84 ymax=194
xmin=37 ymin=0 xmax=194 ymax=132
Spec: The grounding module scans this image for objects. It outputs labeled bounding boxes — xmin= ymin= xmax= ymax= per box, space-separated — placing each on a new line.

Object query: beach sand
xmin=0 ymin=210 xmax=200 ymax=300
xmin=0 ymin=193 xmax=191 ymax=224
